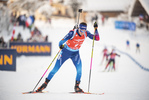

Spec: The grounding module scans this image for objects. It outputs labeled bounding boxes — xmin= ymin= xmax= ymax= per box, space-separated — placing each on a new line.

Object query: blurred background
xmin=0 ymin=0 xmax=148 ymax=41
xmin=0 ymin=0 xmax=149 ymax=100
xmin=0 ymin=0 xmax=149 ymax=43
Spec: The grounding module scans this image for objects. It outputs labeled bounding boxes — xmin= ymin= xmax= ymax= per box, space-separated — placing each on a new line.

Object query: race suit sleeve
xmin=86 ymin=29 xmax=100 ymax=41
xmin=116 ymin=53 xmax=120 ymax=57
xmin=59 ymin=31 xmax=74 ymax=47
xmin=107 ymin=53 xmax=111 ymax=56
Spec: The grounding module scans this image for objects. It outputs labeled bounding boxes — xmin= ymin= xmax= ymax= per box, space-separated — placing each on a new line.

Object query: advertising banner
xmin=0 ymin=49 xmax=17 ymax=71
xmin=115 ymin=21 xmax=136 ymax=31
xmin=10 ymin=42 xmax=52 ymax=56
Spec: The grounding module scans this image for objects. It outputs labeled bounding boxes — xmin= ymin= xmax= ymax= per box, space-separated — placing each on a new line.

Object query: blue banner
xmin=9 ymin=42 xmax=52 ymax=56
xmin=115 ymin=21 xmax=136 ymax=31
xmin=0 ymin=49 xmax=17 ymax=71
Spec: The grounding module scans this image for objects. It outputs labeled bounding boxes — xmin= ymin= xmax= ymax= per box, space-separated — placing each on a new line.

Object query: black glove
xmin=73 ymin=25 xmax=78 ymax=29
xmin=94 ymin=22 xmax=98 ymax=28
xmin=59 ymin=45 xmax=64 ymax=49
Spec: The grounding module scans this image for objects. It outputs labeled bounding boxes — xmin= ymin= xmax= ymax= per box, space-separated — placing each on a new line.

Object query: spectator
xmin=144 ymin=15 xmax=149 ymax=30
xmin=21 ymin=14 xmax=27 ymax=30
xmin=31 ymin=27 xmax=42 ymax=36
xmin=139 ymin=14 xmax=144 ymax=28
xmin=16 ymin=33 xmax=23 ymax=42
xmin=10 ymin=12 xmax=17 ymax=25
xmin=0 ymin=37 xmax=7 ymax=48
xmin=16 ymin=15 xmax=21 ymax=26
xmin=17 ymin=14 xmax=27 ymax=29
xmin=45 ymin=35 xmax=48 ymax=42
xmin=126 ymin=40 xmax=130 ymax=49
xmin=28 ymin=27 xmax=47 ymax=42
xmin=101 ymin=15 xmax=105 ymax=25
xmin=136 ymin=43 xmax=140 ymax=53
xmin=48 ymin=18 xmax=51 ymax=25
xmin=94 ymin=14 xmax=98 ymax=21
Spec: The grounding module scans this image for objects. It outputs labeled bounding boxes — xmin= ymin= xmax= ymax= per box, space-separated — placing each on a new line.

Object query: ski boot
xmin=36 ymin=78 xmax=50 ymax=92
xmin=74 ymin=81 xmax=84 ymax=93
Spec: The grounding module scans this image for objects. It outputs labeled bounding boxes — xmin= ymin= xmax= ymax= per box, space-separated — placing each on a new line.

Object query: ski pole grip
xmin=78 ymin=9 xmax=82 ymax=13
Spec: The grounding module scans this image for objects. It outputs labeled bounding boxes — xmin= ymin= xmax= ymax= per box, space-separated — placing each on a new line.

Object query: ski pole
xmin=74 ymin=9 xmax=82 ymax=29
xmin=77 ymin=9 xmax=82 ymax=25
xmin=88 ymin=23 xmax=96 ymax=93
xmin=32 ymin=49 xmax=62 ymax=92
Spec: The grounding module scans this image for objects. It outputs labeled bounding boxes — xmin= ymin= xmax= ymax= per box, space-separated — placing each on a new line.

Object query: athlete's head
xmin=79 ymin=22 xmax=87 ymax=30
xmin=112 ymin=49 xmax=116 ymax=53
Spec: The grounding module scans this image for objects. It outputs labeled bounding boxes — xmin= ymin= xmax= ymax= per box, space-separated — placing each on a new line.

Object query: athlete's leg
xmin=101 ymin=55 xmax=105 ymax=64
xmin=47 ymin=48 xmax=70 ymax=80
xmin=36 ymin=48 xmax=71 ymax=92
xmin=113 ymin=59 xmax=115 ymax=70
xmin=71 ymin=52 xmax=82 ymax=82
xmin=71 ymin=51 xmax=84 ymax=92
xmin=105 ymin=60 xmax=111 ymax=69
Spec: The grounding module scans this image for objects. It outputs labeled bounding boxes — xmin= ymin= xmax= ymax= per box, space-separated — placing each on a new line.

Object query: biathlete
xmin=104 ymin=49 xmax=120 ymax=71
xmin=36 ymin=22 xmax=100 ymax=93
xmin=126 ymin=40 xmax=130 ymax=49
xmin=101 ymin=47 xmax=108 ymax=65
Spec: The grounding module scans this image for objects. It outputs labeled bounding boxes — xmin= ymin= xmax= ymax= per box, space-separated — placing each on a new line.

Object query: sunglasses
xmin=80 ymin=29 xmax=86 ymax=33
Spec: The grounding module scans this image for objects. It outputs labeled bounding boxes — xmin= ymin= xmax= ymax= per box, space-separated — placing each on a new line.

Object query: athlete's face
xmin=79 ymin=29 xmax=86 ymax=35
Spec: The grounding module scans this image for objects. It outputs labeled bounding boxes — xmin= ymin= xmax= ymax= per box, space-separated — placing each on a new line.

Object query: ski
xmin=70 ymin=92 xmax=104 ymax=95
xmin=22 ymin=91 xmax=48 ymax=94
xmin=22 ymin=91 xmax=104 ymax=95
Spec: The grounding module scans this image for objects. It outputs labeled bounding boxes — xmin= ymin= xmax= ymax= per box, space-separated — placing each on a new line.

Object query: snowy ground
xmin=0 ymin=18 xmax=149 ymax=100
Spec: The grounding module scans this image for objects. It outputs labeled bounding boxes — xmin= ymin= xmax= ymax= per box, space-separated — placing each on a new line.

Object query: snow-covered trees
xmin=8 ymin=0 xmax=53 ymax=17
xmin=0 ymin=3 xmax=12 ymax=34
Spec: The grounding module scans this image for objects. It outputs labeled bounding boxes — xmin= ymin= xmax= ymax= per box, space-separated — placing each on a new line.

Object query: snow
xmin=0 ymin=17 xmax=149 ymax=100
xmin=82 ymin=0 xmax=133 ymax=11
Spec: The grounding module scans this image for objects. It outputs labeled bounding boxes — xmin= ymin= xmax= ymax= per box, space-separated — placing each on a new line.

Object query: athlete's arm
xmin=59 ymin=31 xmax=74 ymax=47
xmin=86 ymin=29 xmax=100 ymax=41
xmin=116 ymin=53 xmax=120 ymax=57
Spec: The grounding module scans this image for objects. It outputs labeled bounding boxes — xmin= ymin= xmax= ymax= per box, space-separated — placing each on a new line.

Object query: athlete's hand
xmin=59 ymin=44 xmax=64 ymax=49
xmin=94 ymin=22 xmax=98 ymax=28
